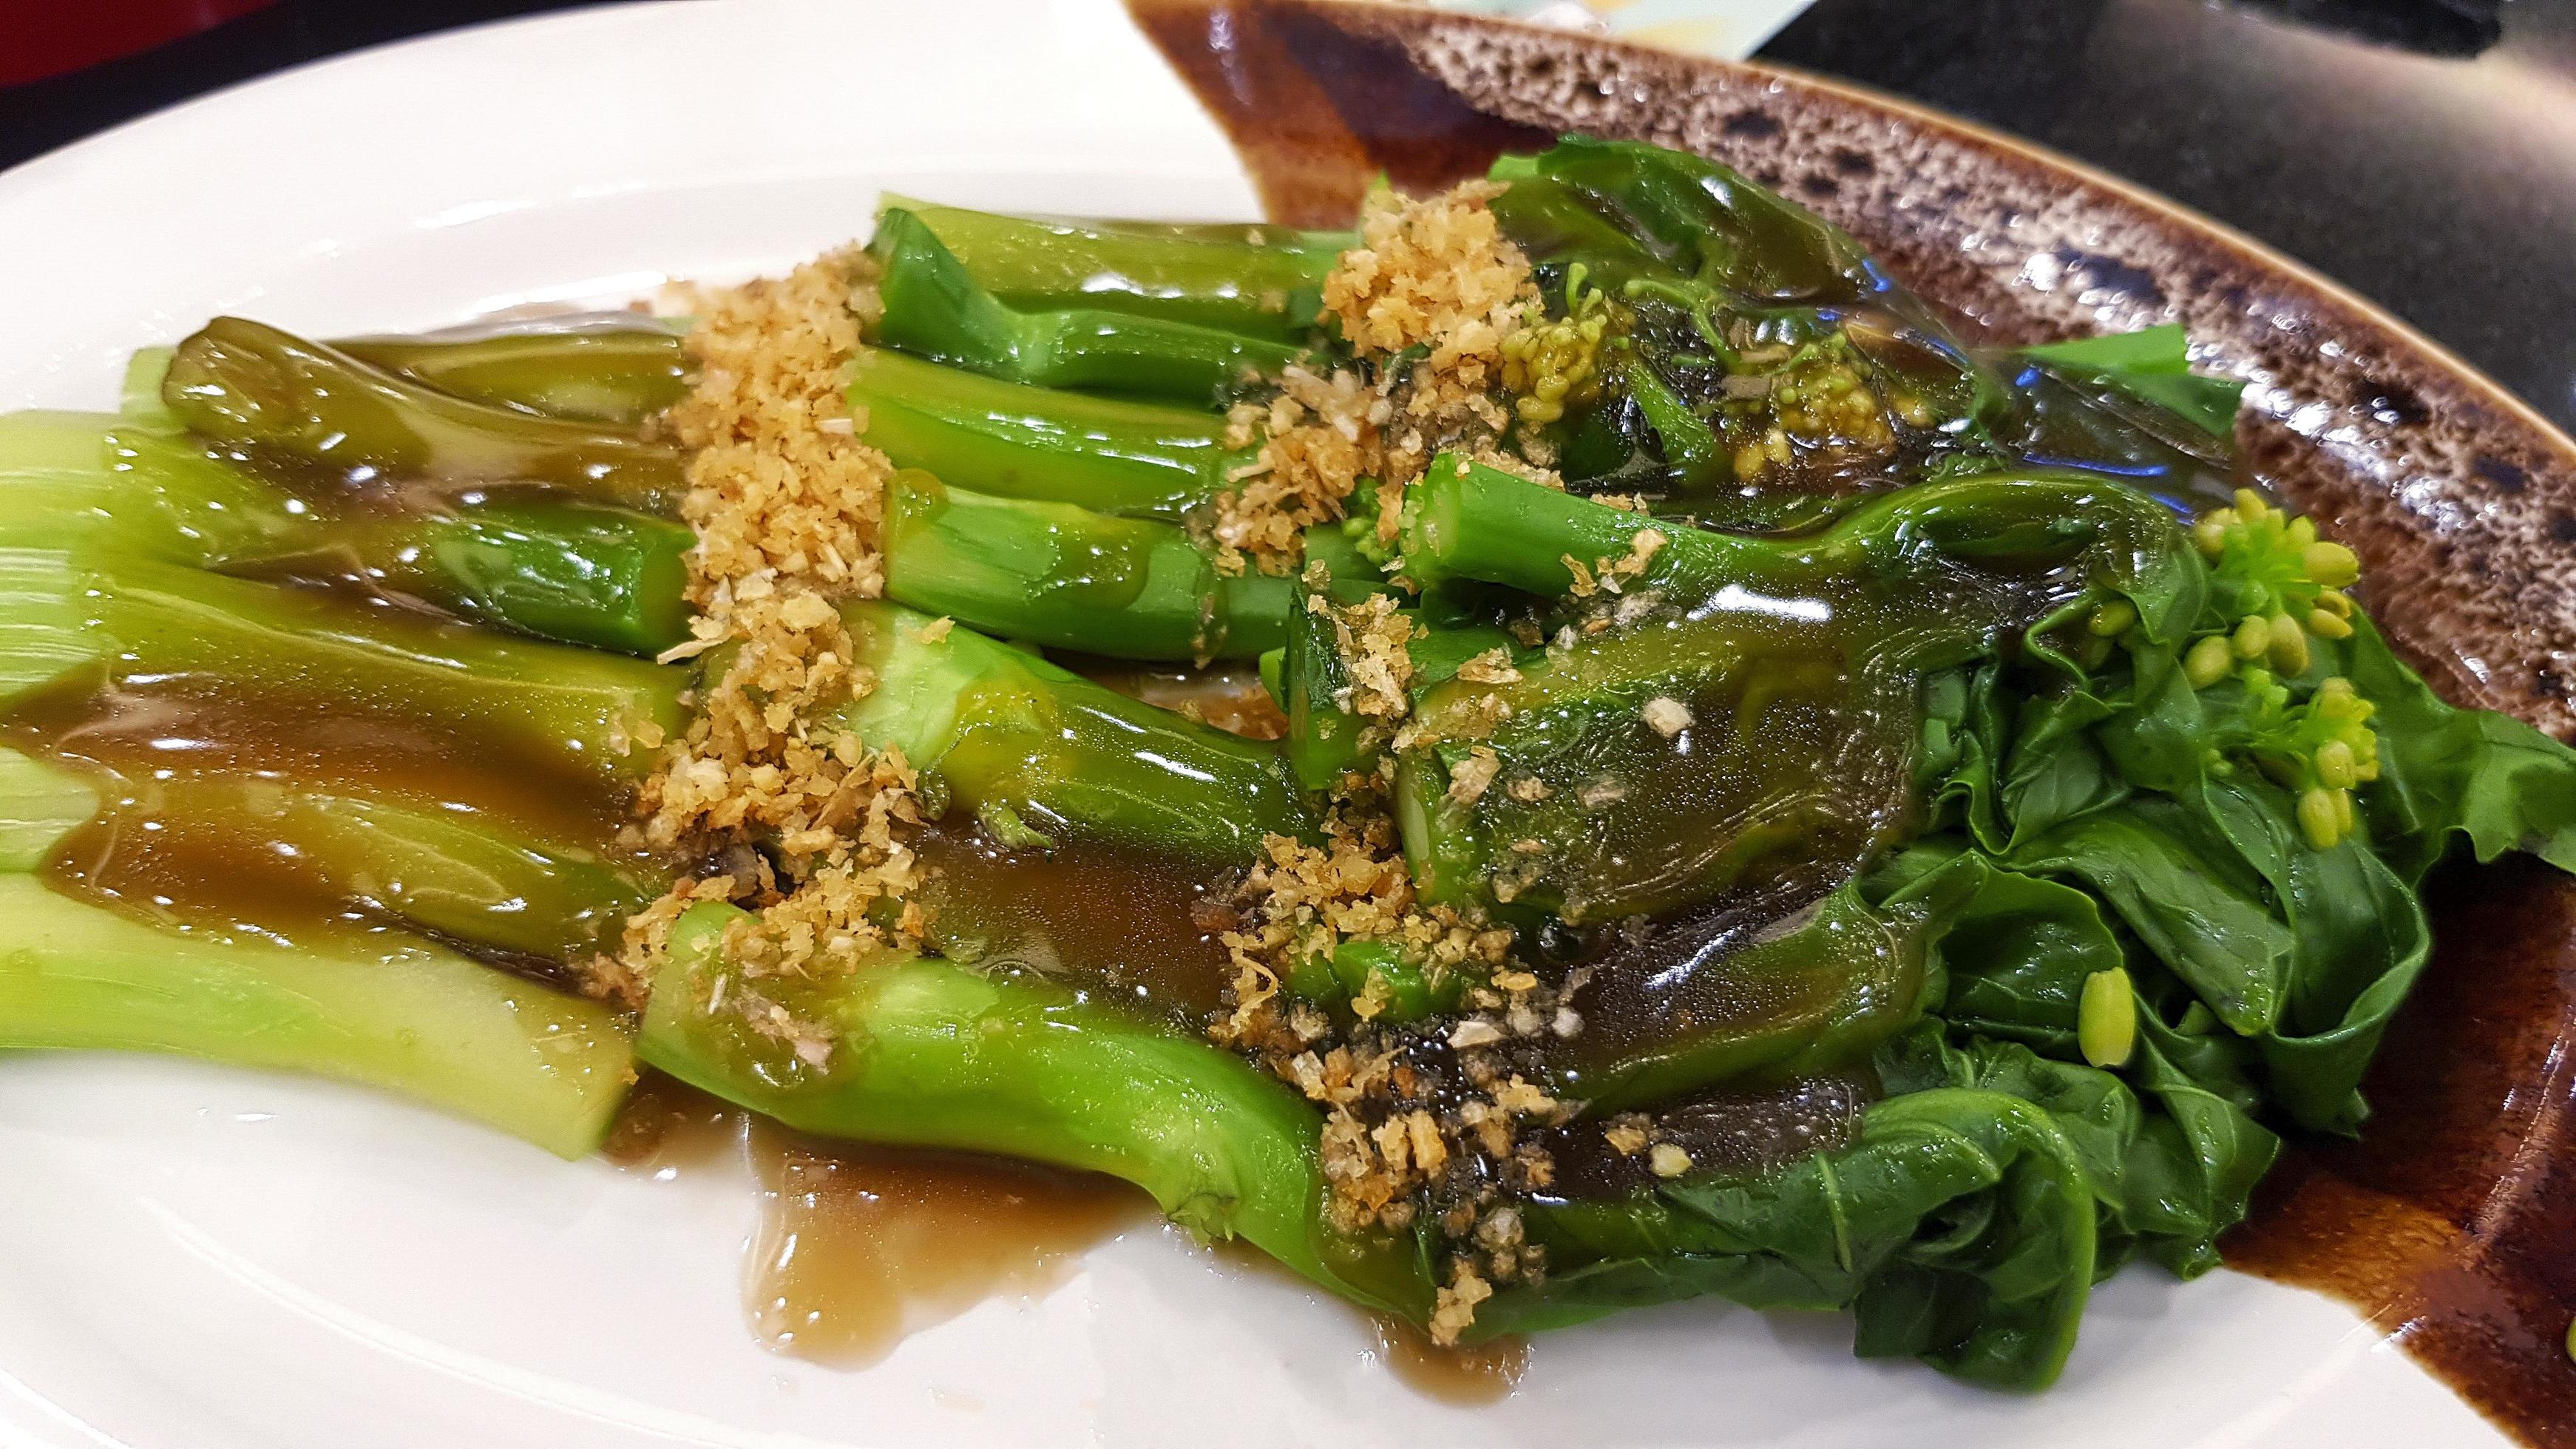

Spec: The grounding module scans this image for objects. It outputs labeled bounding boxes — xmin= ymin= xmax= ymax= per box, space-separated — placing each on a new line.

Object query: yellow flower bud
xmin=2089 ymin=600 xmax=2138 ymax=637
xmin=2193 ymin=513 xmax=2234 ymax=557
xmin=2233 ymin=615 xmax=2271 ymax=659
xmin=2302 ymin=540 xmax=2362 ymax=588
xmin=2298 ymin=787 xmax=2342 ymax=849
xmin=2186 ymin=635 xmax=2234 ymax=688
xmin=2267 ymin=614 xmax=2311 ymax=674
xmin=2308 ymin=608 xmax=2353 ymax=639
xmin=2079 ymin=968 xmax=2137 ymax=1069
xmin=2314 ymin=738 xmax=2357 ymax=789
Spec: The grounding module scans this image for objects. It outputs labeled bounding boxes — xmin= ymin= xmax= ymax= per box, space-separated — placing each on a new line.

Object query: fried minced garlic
xmin=1324 ymin=591 xmax=1417 ymax=719
xmin=663 ymin=247 xmax=892 ymax=618
xmin=1207 ymin=799 xmax=1576 ymax=1340
xmin=1445 ymin=745 xmax=1501 ymax=806
xmin=1212 ymin=365 xmax=1383 ymax=574
xmin=1602 ymin=1114 xmax=1652 ymax=1158
xmin=611 ymin=248 xmax=924 ymax=1019
xmin=1453 ymin=648 xmax=1521 ymax=687
xmin=1210 ymin=180 xmax=1550 ymax=575
xmin=1326 ymin=180 xmax=1534 ymax=361
xmin=1563 ymin=527 xmax=1667 ymax=600
xmin=1430 ymin=1263 xmax=1496 ymax=1347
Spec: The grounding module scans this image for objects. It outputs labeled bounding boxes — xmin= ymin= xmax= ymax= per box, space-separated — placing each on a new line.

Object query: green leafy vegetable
xmin=2020 ymin=325 xmax=2246 ymax=439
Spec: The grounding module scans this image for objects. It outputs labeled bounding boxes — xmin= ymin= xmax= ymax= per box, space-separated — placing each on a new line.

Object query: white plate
xmin=0 ymin=3 xmax=2508 ymax=1445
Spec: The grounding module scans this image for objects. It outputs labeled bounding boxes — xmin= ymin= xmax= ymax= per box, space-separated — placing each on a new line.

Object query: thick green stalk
xmin=847 ymin=347 xmax=1253 ymax=520
xmin=0 ymin=412 xmax=693 ymax=656
xmin=886 ymin=196 xmax=1347 ymax=340
xmin=0 ymin=411 xmax=298 ymax=562
xmin=0 ymin=410 xmax=115 ymax=475
xmin=0 ymin=874 xmax=634 ymax=1158
xmin=870 ymin=208 xmax=1309 ymax=402
xmin=827 ymin=601 xmax=1313 ymax=863
xmin=1279 ymin=936 xmax=1468 ymax=1025
xmin=0 ymin=747 xmax=95 ymax=870
xmin=162 ymin=317 xmax=684 ymax=512
xmin=1278 ymin=573 xmax=1369 ymax=793
xmin=640 ymin=900 xmax=1432 ymax=1318
xmin=1545 ymin=880 xmax=1951 ymax=1110
xmin=0 ymin=547 xmax=684 ymax=786
xmin=1405 ymin=455 xmax=2195 ymax=634
xmin=132 ymin=419 xmax=684 ymax=653
xmin=299 ymin=498 xmax=694 ymax=656
xmin=1623 ymin=356 xmax=1726 ymax=485
xmin=133 ymin=325 xmax=688 ymax=428
xmin=70 ymin=774 xmax=664 ymax=962
xmin=883 ymin=470 xmax=1289 ymax=661
xmin=0 ymin=548 xmax=97 ymax=699
xmin=122 ymin=349 xmax=178 ymax=424
xmin=1402 ymin=455 xmax=1643 ymax=598
xmin=335 ymin=325 xmax=690 ymax=426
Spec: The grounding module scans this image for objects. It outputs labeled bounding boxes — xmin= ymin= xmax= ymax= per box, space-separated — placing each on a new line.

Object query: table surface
xmin=4 ymin=0 xmax=2570 ymax=434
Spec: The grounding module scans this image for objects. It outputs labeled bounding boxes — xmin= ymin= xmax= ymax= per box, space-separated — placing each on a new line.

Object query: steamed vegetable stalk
xmin=883 ymin=197 xmax=1346 ymax=337
xmin=112 ymin=418 xmax=691 ymax=653
xmin=0 ymin=874 xmax=634 ymax=1157
xmin=4 ymin=550 xmax=685 ymax=786
xmin=0 ymin=747 xmax=633 ymax=1158
xmin=870 ymin=207 xmax=1312 ymax=401
xmin=825 ymin=600 xmax=1313 ymax=863
xmin=883 ymin=470 xmax=1384 ymax=661
xmin=641 ymin=900 xmax=1433 ymax=1317
xmin=336 ymin=323 xmax=690 ymax=426
xmin=847 ymin=347 xmax=1253 ymax=520
xmin=51 ymin=774 xmax=662 ymax=960
xmin=163 ymin=316 xmax=685 ymax=512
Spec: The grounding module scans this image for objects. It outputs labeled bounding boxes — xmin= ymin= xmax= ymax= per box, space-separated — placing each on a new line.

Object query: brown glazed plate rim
xmin=1133 ymin=1 xmax=2576 ymax=1440
xmin=1758 ymin=55 xmax=2576 ymax=455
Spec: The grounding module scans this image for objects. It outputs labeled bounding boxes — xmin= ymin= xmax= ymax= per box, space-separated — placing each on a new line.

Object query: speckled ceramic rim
xmin=1753 ymin=54 xmax=2576 ymax=459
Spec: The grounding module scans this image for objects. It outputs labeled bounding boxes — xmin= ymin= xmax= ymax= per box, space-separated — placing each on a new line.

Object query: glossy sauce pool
xmin=1372 ymin=1319 xmax=1528 ymax=1405
xmin=607 ymin=1076 xmax=1154 ymax=1367
xmin=609 ymin=1076 xmax=1532 ymax=1397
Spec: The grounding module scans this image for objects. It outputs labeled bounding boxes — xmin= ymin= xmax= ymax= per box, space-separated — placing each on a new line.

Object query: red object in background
xmin=0 ymin=0 xmax=282 ymax=86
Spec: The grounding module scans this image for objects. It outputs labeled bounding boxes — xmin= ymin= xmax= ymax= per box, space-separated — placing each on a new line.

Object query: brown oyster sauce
xmin=606 ymin=1076 xmax=1151 ymax=1367
xmin=2220 ymin=857 xmax=2576 ymax=1442
xmin=1128 ymin=0 xmax=2576 ymax=1439
xmin=0 ymin=669 xmax=646 ymax=971
xmin=606 ymin=1076 xmax=1527 ymax=1401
